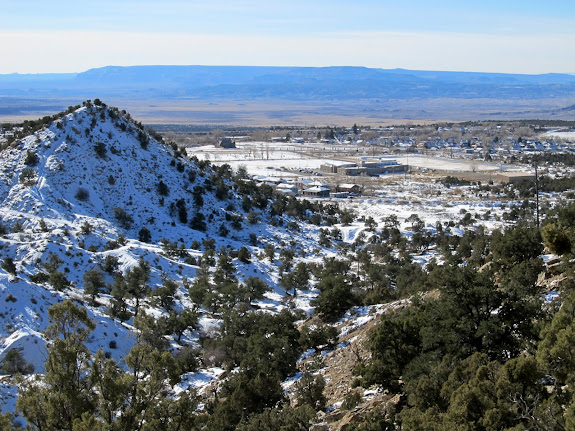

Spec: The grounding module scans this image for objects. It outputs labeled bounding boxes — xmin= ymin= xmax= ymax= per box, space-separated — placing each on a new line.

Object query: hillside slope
xmin=0 ymin=101 xmax=326 ymax=396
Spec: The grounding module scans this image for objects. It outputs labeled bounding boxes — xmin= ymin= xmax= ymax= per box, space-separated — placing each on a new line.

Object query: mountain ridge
xmin=1 ymin=65 xmax=574 ymax=100
xmin=2 ymin=65 xmax=574 ymax=124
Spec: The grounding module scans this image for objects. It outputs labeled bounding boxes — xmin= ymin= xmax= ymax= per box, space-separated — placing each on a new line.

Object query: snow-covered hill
xmin=0 ymin=101 xmax=331 ymax=415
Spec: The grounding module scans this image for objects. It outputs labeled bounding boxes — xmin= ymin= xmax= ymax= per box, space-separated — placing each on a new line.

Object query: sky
xmin=1 ymin=0 xmax=574 ymax=75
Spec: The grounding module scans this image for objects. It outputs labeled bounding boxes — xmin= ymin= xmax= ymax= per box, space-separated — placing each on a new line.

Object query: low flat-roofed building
xmin=319 ymin=162 xmax=356 ymax=174
xmin=495 ymin=172 xmax=536 ymax=184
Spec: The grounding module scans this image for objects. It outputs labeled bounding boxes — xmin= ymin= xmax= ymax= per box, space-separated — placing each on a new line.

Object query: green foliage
xmin=18 ymin=300 xmax=96 ymax=430
xmin=125 ymin=259 xmax=151 ymax=316
xmin=398 ymin=352 xmax=549 ymax=431
xmin=102 ymin=254 xmax=120 ymax=273
xmin=491 ymin=222 xmax=543 ymax=268
xmin=538 ymin=288 xmax=575 ymax=386
xmin=363 ymin=307 xmax=423 ymax=392
xmin=19 ymin=167 xmax=37 ymax=186
xmin=94 ymin=141 xmax=107 ymax=158
xmin=74 ymin=187 xmax=90 ymax=202
xmin=153 ymin=278 xmax=178 ymax=311
xmin=188 ymin=263 xmax=212 ymax=307
xmin=341 ymin=390 xmax=362 ymax=411
xmin=340 ymin=209 xmax=356 ymax=226
xmin=1 ymin=256 xmax=17 ymax=275
xmin=237 ymin=246 xmax=251 ymax=263
xmin=312 ymin=273 xmax=355 ymax=321
xmin=299 ymin=323 xmax=338 ymax=351
xmin=17 ymin=299 xmax=202 ymax=430
xmin=208 ymin=368 xmax=285 ymax=430
xmin=190 ymin=211 xmax=206 ymax=232
xmin=157 ymin=180 xmax=169 ymax=196
xmin=176 ymin=198 xmax=188 ymax=224
xmin=354 ymin=219 xmax=565 ymax=429
xmin=281 ymin=262 xmax=310 ymax=296
xmin=213 ymin=249 xmax=237 ymax=288
xmin=218 ymin=309 xmax=302 ymax=378
xmin=24 ymin=149 xmax=40 ymax=166
xmin=137 ymin=129 xmax=149 ymax=149
xmin=294 ymin=371 xmax=326 ymax=410
xmin=113 ymin=207 xmax=133 ymax=229
xmin=166 ymin=309 xmax=199 ymax=343
xmin=264 ymin=244 xmax=275 ymax=261
xmin=49 ymin=271 xmax=70 ymax=291
xmin=236 ymin=405 xmax=316 ymax=431
xmin=161 ymin=238 xmax=188 ymax=258
xmin=238 ymin=276 xmax=270 ymax=305
xmin=0 ymin=348 xmax=34 ymax=375
xmin=133 ymin=311 xmax=171 ymax=351
xmin=83 ymin=268 xmax=106 ymax=301
xmin=79 ymin=220 xmax=92 ymax=234
xmin=0 ymin=410 xmax=16 ymax=430
xmin=29 ymin=271 xmax=50 ymax=284
xmin=108 ymin=274 xmax=131 ymax=321
xmin=440 ymin=175 xmax=471 ymax=188
xmin=542 ymin=222 xmax=572 ymax=255
xmin=138 ymin=226 xmax=152 ymax=243
xmin=42 ymin=252 xmax=63 ymax=274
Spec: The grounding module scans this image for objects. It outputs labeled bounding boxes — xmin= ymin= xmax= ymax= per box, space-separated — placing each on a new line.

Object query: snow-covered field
xmin=189 ymin=141 xmax=520 ymax=177
xmin=396 ymin=154 xmax=505 ymax=172
xmin=544 ymin=130 xmax=575 ymax=140
xmin=188 ymin=143 xmax=336 ymax=177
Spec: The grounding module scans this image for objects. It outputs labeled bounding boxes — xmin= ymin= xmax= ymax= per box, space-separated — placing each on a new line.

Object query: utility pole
xmin=534 ymin=159 xmax=540 ymax=229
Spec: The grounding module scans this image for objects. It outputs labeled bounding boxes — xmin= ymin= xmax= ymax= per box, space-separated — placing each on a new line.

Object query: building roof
xmin=304 ymin=186 xmax=330 ymax=192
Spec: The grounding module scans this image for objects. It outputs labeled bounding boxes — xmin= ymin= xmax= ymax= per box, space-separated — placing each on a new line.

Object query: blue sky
xmin=2 ymin=0 xmax=574 ymax=74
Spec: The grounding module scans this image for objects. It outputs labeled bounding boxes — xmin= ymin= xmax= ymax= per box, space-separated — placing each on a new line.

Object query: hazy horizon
xmin=2 ymin=0 xmax=574 ymax=75
xmin=1 ymin=64 xmax=574 ymax=77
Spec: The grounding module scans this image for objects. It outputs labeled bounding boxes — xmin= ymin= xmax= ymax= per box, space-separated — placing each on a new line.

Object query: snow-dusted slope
xmin=0 ymin=102 xmax=327 ymax=411
xmin=1 ymin=103 xmax=233 ymax=244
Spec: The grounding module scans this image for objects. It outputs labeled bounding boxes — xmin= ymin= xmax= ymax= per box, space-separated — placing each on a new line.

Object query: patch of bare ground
xmin=295 ymin=299 xmax=415 ymax=430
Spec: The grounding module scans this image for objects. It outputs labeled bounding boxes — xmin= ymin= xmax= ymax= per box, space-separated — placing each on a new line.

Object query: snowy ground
xmin=396 ymin=155 xmax=507 ymax=172
xmin=189 ymin=141 xmax=528 ymax=179
xmin=543 ymin=130 xmax=575 ymax=140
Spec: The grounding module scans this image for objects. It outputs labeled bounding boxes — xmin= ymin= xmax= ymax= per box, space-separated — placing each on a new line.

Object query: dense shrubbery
xmin=345 ymin=215 xmax=575 ymax=430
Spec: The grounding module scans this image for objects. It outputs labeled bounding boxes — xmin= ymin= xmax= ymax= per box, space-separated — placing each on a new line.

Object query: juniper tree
xmin=83 ymin=268 xmax=106 ymax=302
xmin=17 ymin=300 xmax=96 ymax=430
xmin=125 ymin=259 xmax=151 ymax=316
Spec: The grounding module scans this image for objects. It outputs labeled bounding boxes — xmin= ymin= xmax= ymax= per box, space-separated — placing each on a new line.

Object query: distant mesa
xmin=1 ymin=65 xmax=575 ymax=123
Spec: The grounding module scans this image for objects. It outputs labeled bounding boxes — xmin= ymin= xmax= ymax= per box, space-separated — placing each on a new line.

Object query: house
xmin=337 ymin=183 xmax=362 ymax=194
xmin=275 ymin=183 xmax=298 ymax=195
xmin=217 ymin=138 xmax=236 ymax=149
xmin=302 ymin=186 xmax=330 ymax=198
xmin=296 ymin=179 xmax=330 ymax=191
